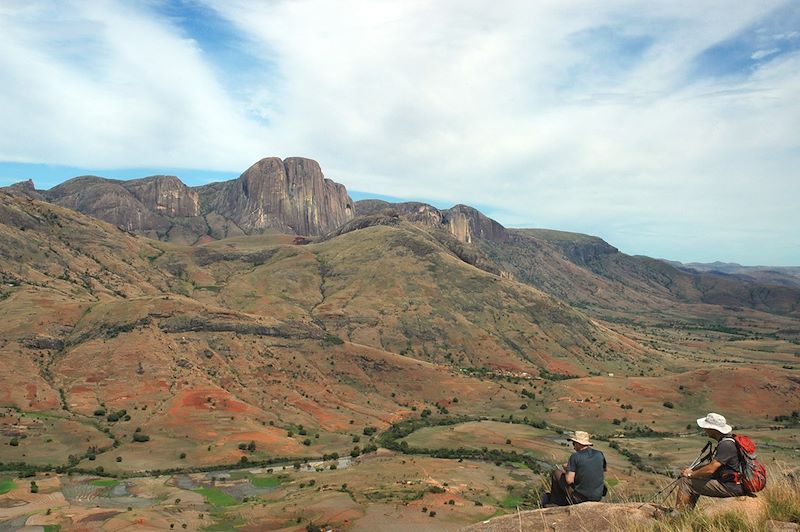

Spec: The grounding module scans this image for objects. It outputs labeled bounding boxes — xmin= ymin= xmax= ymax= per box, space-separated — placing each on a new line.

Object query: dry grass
xmin=619 ymin=470 xmax=800 ymax=531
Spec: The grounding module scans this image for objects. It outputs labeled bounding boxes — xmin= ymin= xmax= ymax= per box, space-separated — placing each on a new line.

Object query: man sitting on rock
xmin=543 ymin=430 xmax=607 ymax=506
xmin=676 ymin=412 xmax=744 ymax=509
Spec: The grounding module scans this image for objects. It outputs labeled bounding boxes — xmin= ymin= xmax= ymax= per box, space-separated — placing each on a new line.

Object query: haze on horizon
xmin=0 ymin=1 xmax=798 ymax=266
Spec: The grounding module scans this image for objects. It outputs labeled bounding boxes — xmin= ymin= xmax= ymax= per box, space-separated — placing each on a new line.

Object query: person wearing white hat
xmin=675 ymin=412 xmax=744 ymax=509
xmin=542 ymin=430 xmax=607 ymax=506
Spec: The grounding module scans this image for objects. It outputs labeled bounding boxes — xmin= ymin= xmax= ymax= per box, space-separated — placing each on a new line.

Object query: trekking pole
xmin=637 ymin=441 xmax=712 ymax=508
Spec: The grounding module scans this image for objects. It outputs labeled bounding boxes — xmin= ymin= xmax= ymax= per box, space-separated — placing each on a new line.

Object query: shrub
xmin=132 ymin=433 xmax=150 ymax=443
xmin=303 ymin=439 xmax=312 ymax=446
xmin=9 ymin=438 xmax=19 ymax=447
xmin=663 ymin=401 xmax=674 ymax=409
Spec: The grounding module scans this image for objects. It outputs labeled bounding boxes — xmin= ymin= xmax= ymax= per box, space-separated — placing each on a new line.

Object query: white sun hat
xmin=696 ymin=412 xmax=732 ymax=434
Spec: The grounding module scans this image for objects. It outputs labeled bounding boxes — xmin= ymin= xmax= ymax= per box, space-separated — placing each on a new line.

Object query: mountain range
xmin=5 ymin=157 xmax=354 ymax=243
xmin=1 ymin=157 xmax=798 ymax=514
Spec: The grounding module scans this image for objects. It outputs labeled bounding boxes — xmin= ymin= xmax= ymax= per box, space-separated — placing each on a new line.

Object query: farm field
xmin=0 ymin=452 xmax=552 ymax=530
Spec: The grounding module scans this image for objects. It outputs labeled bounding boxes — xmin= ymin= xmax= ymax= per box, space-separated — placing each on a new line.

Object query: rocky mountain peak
xmin=201 ymin=156 xmax=355 ymax=236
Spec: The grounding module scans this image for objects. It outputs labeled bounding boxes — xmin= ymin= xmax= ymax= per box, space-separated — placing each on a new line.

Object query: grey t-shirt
xmin=567 ymin=447 xmax=606 ymax=501
xmin=714 ymin=437 xmax=743 ymax=493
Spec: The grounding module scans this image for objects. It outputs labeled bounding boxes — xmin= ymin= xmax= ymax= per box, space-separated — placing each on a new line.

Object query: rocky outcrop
xmin=444 ymin=204 xmax=508 ymax=243
xmin=197 ymin=157 xmax=354 ymax=236
xmin=353 ymin=200 xmax=508 ymax=244
xmin=1 ymin=179 xmax=45 ymax=200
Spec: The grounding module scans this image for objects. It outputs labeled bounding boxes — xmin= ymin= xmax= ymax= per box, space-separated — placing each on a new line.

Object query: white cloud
xmin=0 ymin=0 xmax=267 ymax=170
xmin=751 ymin=47 xmax=781 ymax=59
xmin=0 ymin=0 xmax=798 ymax=264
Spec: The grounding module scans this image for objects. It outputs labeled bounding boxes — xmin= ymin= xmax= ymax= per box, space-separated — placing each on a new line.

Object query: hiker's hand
xmin=681 ymin=468 xmax=693 ymax=478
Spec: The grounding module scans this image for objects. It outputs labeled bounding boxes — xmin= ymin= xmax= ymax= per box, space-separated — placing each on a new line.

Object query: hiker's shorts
xmin=677 ymin=477 xmax=741 ymax=499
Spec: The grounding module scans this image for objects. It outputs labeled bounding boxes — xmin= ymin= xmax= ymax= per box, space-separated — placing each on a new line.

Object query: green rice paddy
xmin=195 ymin=487 xmax=238 ymax=507
xmin=250 ymin=475 xmax=280 ymax=488
xmin=0 ymin=477 xmax=15 ymax=494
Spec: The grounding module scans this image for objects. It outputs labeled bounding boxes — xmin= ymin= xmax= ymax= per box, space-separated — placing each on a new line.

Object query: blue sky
xmin=1 ymin=1 xmax=798 ymax=265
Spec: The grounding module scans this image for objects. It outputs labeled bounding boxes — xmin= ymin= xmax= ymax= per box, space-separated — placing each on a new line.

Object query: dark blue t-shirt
xmin=567 ymin=447 xmax=607 ymax=501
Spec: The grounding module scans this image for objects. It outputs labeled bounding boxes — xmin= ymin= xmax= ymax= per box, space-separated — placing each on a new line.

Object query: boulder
xmin=462 ymin=502 xmax=663 ymax=532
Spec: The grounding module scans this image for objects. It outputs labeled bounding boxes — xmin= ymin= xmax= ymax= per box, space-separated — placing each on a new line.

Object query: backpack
xmin=728 ymin=434 xmax=767 ymax=493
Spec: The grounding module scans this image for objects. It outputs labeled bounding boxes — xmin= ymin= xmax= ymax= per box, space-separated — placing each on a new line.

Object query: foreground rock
xmin=463 ymin=496 xmax=774 ymax=532
xmin=462 ymin=502 xmax=663 ymax=532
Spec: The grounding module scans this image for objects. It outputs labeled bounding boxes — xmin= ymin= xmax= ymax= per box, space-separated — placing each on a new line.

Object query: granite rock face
xmin=444 ymin=204 xmax=508 ymax=244
xmin=125 ymin=175 xmax=201 ymax=219
xmin=198 ymin=157 xmax=354 ymax=236
xmin=42 ymin=175 xmax=205 ymax=242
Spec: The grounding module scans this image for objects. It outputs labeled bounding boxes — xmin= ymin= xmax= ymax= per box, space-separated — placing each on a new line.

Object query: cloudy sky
xmin=1 ymin=1 xmax=798 ymax=265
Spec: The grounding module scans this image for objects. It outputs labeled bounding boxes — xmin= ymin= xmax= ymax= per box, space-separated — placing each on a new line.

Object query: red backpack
xmin=728 ymin=434 xmax=767 ymax=493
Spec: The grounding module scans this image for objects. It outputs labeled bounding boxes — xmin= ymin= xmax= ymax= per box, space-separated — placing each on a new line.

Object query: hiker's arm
xmin=565 ymin=471 xmax=576 ymax=485
xmin=681 ymin=460 xmax=722 ymax=478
